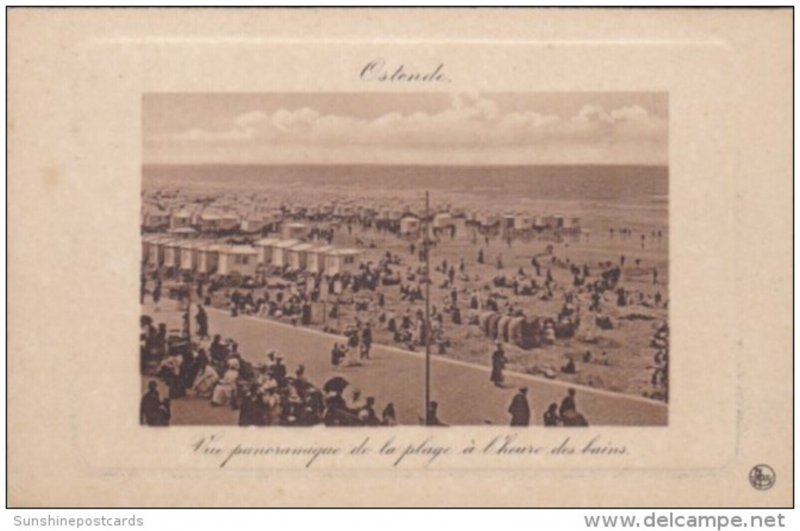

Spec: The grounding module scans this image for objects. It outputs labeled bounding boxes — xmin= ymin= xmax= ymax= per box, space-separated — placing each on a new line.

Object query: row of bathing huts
xmin=397 ymin=212 xmax=581 ymax=236
xmin=141 ymin=233 xmax=364 ymax=278
xmin=141 ymin=200 xmax=581 ymax=237
xmin=473 ymin=310 xmax=580 ymax=350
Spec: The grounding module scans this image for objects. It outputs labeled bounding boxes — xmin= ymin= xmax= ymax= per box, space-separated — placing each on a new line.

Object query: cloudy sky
xmin=143 ymin=92 xmax=668 ymax=166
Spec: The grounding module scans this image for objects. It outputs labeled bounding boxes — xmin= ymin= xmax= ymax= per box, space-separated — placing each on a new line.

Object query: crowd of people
xmin=649 ymin=322 xmax=669 ymax=401
xmin=507 ymin=387 xmax=590 ymax=427
xmin=141 ymin=290 xmax=595 ymax=427
xmin=139 ymin=208 xmax=667 ymax=429
xmin=140 ymin=302 xmax=398 ymax=427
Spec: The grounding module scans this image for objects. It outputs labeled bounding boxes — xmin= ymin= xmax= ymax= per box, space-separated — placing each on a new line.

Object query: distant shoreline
xmin=142 ymin=163 xmax=668 ymax=204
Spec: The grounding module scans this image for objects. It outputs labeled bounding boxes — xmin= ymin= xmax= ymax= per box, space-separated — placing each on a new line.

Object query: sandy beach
xmin=141 ymin=163 xmax=668 ymax=426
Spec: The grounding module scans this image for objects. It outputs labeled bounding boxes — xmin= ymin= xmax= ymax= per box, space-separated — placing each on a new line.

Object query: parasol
xmin=323 ymin=376 xmax=350 ymax=394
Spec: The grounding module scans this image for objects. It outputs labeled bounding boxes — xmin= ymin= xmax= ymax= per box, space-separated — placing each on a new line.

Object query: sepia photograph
xmin=8 ymin=6 xmax=792 ymax=510
xmin=140 ymin=92 xmax=669 ymax=428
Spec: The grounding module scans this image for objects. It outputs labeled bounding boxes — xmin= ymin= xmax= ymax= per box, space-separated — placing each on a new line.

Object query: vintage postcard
xmin=7 ymin=8 xmax=793 ymax=507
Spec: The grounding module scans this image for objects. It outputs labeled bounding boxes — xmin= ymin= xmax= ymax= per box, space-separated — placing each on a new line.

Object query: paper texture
xmin=7 ymin=8 xmax=792 ymax=507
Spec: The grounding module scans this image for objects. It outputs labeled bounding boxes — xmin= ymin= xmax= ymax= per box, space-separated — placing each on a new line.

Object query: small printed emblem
xmin=749 ymin=465 xmax=776 ymax=491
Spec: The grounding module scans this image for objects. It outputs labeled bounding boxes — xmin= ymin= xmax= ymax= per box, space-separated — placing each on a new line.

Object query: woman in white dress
xmin=263 ymin=388 xmax=281 ymax=426
xmin=191 ymin=363 xmax=219 ymax=399
xmin=211 ymin=359 xmax=239 ymax=407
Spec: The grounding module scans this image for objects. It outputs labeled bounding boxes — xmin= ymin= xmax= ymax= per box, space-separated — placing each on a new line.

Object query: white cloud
xmin=145 ymin=94 xmax=667 ymax=165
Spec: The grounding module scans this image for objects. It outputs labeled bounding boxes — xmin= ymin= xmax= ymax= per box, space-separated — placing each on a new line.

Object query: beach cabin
xmin=477 ymin=213 xmax=500 ymax=229
xmin=334 ymin=205 xmax=354 ymax=218
xmin=260 ymin=210 xmax=283 ymax=232
xmin=142 ymin=210 xmax=170 ymax=231
xmin=306 ymin=244 xmax=335 ymax=274
xmin=271 ymin=239 xmax=300 ymax=267
xmin=399 ymin=217 xmax=420 ymax=236
xmin=240 ymin=217 xmax=268 ymax=234
xmin=432 ymin=213 xmax=454 ymax=230
xmin=141 ymin=234 xmax=163 ymax=264
xmin=287 ymin=242 xmax=316 ymax=271
xmin=562 ymin=216 xmax=581 ymax=230
xmin=219 ymin=213 xmax=240 ymax=231
xmin=162 ymin=240 xmax=182 ymax=269
xmin=145 ymin=236 xmax=171 ymax=267
xmin=170 ymin=210 xmax=192 ymax=231
xmin=281 ymin=222 xmax=309 ymax=241
xmin=542 ymin=215 xmax=559 ymax=230
xmin=532 ymin=214 xmax=546 ymax=229
xmin=178 ymin=241 xmax=195 ymax=271
xmin=254 ymin=237 xmax=280 ymax=265
xmin=377 ymin=209 xmax=403 ymax=230
xmin=141 ymin=237 xmax=150 ymax=264
xmin=141 ymin=234 xmax=153 ymax=263
xmin=196 ymin=244 xmax=220 ymax=275
xmin=217 ymin=245 xmax=258 ymax=277
xmin=151 ymin=238 xmax=170 ymax=266
xmin=324 ymin=248 xmax=363 ymax=276
xmin=502 ymin=214 xmax=517 ymax=230
xmin=178 ymin=240 xmax=211 ymax=272
xmin=198 ymin=212 xmax=223 ymax=232
xmin=513 ymin=215 xmax=533 ymax=231
xmin=198 ymin=212 xmax=240 ymax=233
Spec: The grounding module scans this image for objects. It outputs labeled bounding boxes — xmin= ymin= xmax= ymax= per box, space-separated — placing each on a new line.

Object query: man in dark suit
xmin=559 ymin=388 xmax=579 ymax=425
xmin=195 ymin=304 xmax=209 ymax=339
xmin=508 ymin=387 xmax=531 ymax=426
xmin=140 ymin=380 xmax=162 ymax=425
xmin=426 ymin=401 xmax=448 ymax=426
xmin=490 ymin=342 xmax=507 ymax=387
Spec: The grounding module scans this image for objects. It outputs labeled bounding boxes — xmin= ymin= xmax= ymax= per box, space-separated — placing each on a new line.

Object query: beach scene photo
xmin=139 ymin=92 xmax=669 ymax=427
